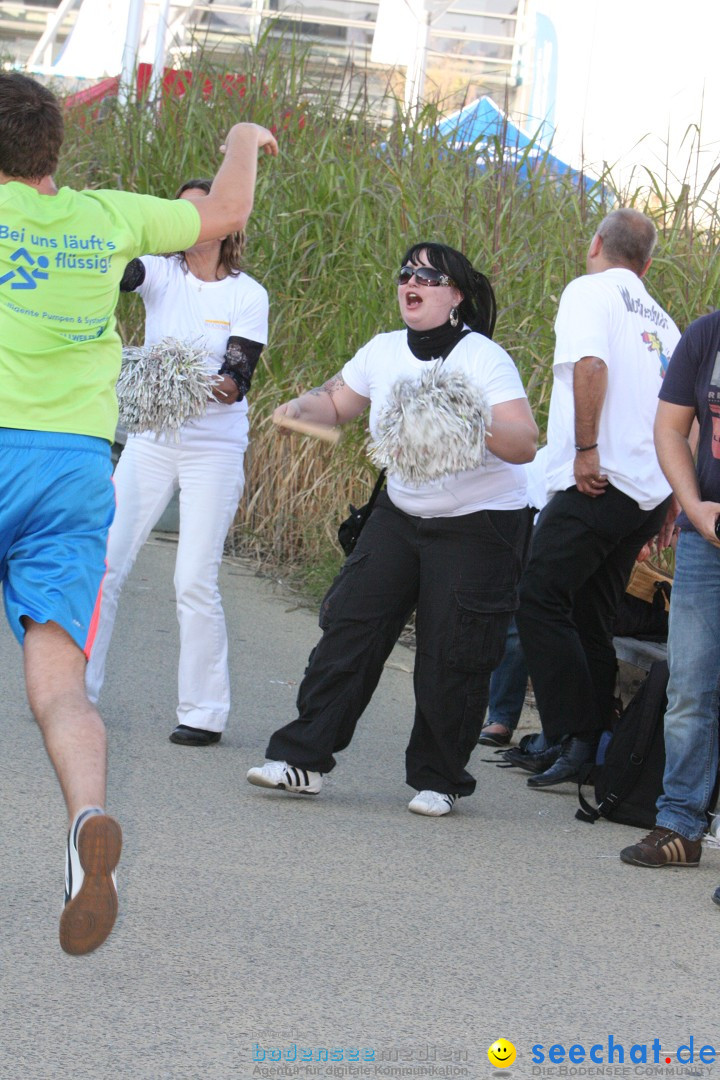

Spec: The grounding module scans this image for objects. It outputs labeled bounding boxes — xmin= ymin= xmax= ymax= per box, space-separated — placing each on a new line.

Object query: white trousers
xmin=86 ymin=435 xmax=245 ymax=732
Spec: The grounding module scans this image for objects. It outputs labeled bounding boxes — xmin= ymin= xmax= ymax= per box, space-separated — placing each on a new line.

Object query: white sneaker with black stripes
xmin=408 ymin=790 xmax=457 ymax=817
xmin=246 ymin=759 xmax=323 ymax=795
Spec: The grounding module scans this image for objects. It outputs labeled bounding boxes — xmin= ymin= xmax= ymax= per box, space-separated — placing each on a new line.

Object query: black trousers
xmin=267 ymin=493 xmax=533 ymax=796
xmin=516 ymin=484 xmax=670 ymax=742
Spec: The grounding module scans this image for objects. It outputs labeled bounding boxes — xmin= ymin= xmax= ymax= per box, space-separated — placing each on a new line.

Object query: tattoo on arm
xmin=324 ymin=374 xmax=346 ymax=395
xmin=308 ymin=374 xmax=345 ymax=397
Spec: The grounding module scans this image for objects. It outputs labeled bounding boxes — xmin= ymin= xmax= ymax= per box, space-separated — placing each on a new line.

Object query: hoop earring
xmin=449 ymin=306 xmax=459 ymax=328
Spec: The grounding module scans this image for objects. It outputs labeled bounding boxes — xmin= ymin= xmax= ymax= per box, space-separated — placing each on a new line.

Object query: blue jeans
xmin=486 ymin=618 xmax=528 ymax=732
xmin=656 ymin=530 xmax=720 ymax=840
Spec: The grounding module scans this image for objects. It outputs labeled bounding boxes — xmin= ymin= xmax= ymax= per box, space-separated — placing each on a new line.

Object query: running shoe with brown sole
xmin=620 ymin=826 xmax=701 ymax=868
xmin=60 ymin=811 xmax=122 ymax=955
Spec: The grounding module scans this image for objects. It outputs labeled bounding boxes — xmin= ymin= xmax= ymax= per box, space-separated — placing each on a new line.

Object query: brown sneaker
xmin=620 ymin=826 xmax=701 ymax=868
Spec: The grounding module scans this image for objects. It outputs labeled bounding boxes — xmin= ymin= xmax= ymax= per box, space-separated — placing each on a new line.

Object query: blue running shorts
xmin=0 ymin=428 xmax=115 ymax=656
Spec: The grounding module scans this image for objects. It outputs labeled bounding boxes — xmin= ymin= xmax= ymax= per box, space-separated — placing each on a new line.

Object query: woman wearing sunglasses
xmin=247 ymin=241 xmax=537 ymax=815
xmin=85 ymin=178 xmax=268 ymax=747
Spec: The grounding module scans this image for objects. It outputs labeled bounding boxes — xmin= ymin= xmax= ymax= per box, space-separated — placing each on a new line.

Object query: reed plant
xmin=57 ymin=38 xmax=720 ymax=595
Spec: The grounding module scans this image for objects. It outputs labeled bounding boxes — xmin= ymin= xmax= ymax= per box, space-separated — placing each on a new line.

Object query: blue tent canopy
xmin=433 ymin=95 xmax=598 ymax=193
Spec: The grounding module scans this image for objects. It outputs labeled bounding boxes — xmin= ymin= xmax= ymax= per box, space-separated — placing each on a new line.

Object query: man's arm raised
xmin=189 ymin=122 xmax=278 ymax=244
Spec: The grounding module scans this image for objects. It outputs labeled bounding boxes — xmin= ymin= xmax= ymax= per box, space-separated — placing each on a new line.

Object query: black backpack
xmin=577 ymin=660 xmax=720 ymax=829
xmin=576 ymin=661 xmax=670 ymax=829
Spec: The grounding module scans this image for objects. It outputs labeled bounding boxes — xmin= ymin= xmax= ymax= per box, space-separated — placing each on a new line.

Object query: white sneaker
xmin=408 ymin=790 xmax=458 ymax=817
xmin=247 ymin=760 xmax=323 ymax=795
xmin=60 ymin=807 xmax=122 ymax=955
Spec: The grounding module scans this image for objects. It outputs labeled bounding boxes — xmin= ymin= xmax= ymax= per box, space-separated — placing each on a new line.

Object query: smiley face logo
xmin=488 ymin=1039 xmax=516 ymax=1068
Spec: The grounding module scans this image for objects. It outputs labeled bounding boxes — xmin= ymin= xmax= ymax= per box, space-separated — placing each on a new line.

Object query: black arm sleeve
xmin=119 ymin=258 xmax=146 ymax=292
xmin=218 ymin=335 xmax=265 ymax=401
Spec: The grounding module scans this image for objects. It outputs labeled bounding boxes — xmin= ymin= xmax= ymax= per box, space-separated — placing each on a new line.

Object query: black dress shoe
xmin=501 ymin=743 xmax=562 ymax=774
xmin=169 ymin=725 xmax=222 ymax=747
xmin=526 ymin=736 xmax=596 ymax=788
xmin=478 ymin=723 xmax=512 ymax=747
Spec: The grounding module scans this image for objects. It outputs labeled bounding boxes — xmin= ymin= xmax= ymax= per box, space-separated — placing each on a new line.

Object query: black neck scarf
xmin=406 ymin=319 xmax=464 ymax=362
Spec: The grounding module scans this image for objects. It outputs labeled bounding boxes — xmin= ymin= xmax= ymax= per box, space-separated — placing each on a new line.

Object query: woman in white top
xmin=247 ymin=241 xmax=537 ymax=814
xmin=86 ymin=178 xmax=269 ymax=746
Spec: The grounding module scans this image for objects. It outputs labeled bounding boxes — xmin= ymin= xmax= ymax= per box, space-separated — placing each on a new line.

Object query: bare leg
xmin=23 ymin=619 xmax=106 ymax=823
xmin=23 ymin=620 xmax=122 ymax=954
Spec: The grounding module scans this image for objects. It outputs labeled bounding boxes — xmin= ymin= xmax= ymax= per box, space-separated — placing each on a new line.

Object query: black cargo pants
xmin=267 ymin=492 xmax=533 ymax=796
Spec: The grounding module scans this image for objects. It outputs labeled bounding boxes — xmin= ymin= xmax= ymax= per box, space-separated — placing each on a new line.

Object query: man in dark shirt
xmin=620 ymin=311 xmax=720 ymax=890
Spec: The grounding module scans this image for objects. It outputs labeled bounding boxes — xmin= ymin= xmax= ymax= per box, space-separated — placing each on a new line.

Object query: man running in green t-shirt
xmin=0 ymin=72 xmax=277 ymax=955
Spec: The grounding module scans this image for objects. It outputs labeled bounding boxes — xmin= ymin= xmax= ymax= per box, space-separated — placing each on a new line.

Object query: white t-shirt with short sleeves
xmin=132 ymin=255 xmax=269 ymax=451
xmin=342 ymin=329 xmax=529 ymax=517
xmin=546 ymin=267 xmax=680 ymax=510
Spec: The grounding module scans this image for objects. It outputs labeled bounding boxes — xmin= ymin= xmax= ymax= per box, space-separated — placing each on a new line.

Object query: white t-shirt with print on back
xmin=342 ymin=329 xmax=529 ymax=517
xmin=545 ymin=266 xmax=680 ymax=510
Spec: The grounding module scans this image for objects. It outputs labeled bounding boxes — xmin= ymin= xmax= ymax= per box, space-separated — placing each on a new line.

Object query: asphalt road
xmin=1 ymin=536 xmax=717 ymax=1080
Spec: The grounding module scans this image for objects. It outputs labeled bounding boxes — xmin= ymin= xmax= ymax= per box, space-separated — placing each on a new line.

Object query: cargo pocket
xmin=448 ymin=588 xmax=515 ymax=672
xmin=319 ymin=548 xmax=371 ymax=630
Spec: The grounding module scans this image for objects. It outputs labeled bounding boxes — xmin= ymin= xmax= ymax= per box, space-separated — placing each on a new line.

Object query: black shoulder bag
xmin=337 ymin=468 xmax=387 ymax=556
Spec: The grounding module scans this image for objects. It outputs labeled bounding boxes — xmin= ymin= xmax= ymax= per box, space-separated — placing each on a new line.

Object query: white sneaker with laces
xmin=60 ymin=806 xmax=122 ymax=955
xmin=408 ymin=790 xmax=458 ymax=817
xmin=246 ymin=760 xmax=323 ymax=795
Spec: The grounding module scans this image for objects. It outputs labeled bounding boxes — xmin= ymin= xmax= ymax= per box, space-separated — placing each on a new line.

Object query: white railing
xmin=4 ymin=0 xmax=526 ymax=107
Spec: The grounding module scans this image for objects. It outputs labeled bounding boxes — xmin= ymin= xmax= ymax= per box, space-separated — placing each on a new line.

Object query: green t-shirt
xmin=0 ymin=183 xmax=200 ymax=441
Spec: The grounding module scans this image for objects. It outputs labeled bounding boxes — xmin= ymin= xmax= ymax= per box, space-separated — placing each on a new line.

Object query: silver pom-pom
xmin=368 ymin=362 xmax=492 ymax=485
xmin=117 ymin=337 xmax=219 ymax=435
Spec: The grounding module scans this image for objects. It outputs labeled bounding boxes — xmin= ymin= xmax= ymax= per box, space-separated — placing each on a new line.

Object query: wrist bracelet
xmin=575 ymin=442 xmax=598 ymax=452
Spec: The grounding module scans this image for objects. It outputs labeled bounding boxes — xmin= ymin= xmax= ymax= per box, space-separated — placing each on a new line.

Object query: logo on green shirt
xmin=0 ymin=247 xmax=50 ymax=289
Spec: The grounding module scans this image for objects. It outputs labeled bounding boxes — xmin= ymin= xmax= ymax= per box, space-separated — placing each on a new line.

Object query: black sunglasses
xmin=397 ymin=264 xmax=456 ymax=288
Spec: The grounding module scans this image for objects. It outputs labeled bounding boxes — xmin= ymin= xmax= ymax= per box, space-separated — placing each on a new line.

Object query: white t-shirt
xmin=131 ymin=255 xmax=269 ymax=451
xmin=342 ymin=329 xmax=528 ymax=517
xmin=545 ymin=267 xmax=680 ymax=510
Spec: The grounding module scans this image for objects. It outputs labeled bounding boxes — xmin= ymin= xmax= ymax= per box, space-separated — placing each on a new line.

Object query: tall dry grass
xmin=57 ymin=39 xmax=720 ymax=595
